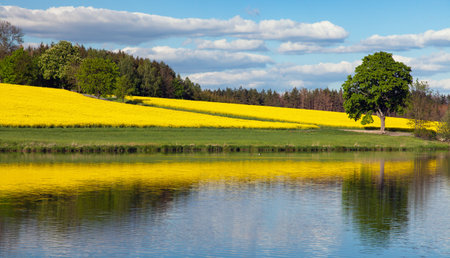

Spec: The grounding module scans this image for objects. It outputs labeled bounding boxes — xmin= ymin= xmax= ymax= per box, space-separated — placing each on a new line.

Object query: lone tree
xmin=342 ymin=52 xmax=412 ymax=133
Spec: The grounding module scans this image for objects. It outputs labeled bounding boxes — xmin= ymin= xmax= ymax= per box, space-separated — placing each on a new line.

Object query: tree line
xmin=0 ymin=40 xmax=203 ymax=101
xmin=201 ymin=87 xmax=346 ymax=112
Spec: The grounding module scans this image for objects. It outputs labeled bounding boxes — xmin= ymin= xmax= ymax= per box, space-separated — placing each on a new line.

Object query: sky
xmin=1 ymin=0 xmax=450 ymax=93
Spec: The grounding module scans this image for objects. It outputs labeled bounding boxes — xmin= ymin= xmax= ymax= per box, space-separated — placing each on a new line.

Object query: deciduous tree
xmin=76 ymin=57 xmax=119 ymax=98
xmin=342 ymin=52 xmax=412 ymax=133
xmin=406 ymin=80 xmax=440 ymax=138
xmin=137 ymin=59 xmax=162 ymax=96
xmin=118 ymin=55 xmax=138 ymax=94
xmin=0 ymin=48 xmax=37 ymax=85
xmin=38 ymin=41 xmax=81 ymax=89
xmin=437 ymin=109 xmax=450 ymax=141
xmin=114 ymin=75 xmax=134 ymax=102
xmin=0 ymin=20 xmax=23 ymax=59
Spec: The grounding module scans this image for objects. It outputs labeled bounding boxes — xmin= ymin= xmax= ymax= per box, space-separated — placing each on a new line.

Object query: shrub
xmin=413 ymin=128 xmax=436 ymax=140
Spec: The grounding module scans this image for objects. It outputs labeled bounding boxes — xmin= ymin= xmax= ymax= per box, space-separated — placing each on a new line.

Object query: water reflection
xmin=342 ymin=154 xmax=449 ymax=254
xmin=342 ymin=160 xmax=410 ymax=248
xmin=0 ymin=152 xmax=448 ymax=257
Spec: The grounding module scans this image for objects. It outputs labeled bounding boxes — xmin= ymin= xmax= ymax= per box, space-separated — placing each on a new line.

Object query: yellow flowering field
xmin=0 ymin=84 xmax=314 ymax=129
xmin=0 ymin=159 xmax=425 ymax=195
xmin=131 ymin=96 xmax=422 ymax=130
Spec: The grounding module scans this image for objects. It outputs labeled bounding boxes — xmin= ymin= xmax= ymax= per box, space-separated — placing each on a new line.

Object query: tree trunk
xmin=377 ymin=111 xmax=386 ymax=133
xmin=378 ymin=159 xmax=385 ymax=190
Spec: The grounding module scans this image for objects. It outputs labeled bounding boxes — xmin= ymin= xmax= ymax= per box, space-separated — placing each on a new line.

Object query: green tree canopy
xmin=172 ymin=75 xmax=184 ymax=99
xmin=114 ymin=75 xmax=135 ymax=102
xmin=76 ymin=57 xmax=119 ymax=98
xmin=38 ymin=40 xmax=81 ymax=89
xmin=0 ymin=47 xmax=37 ymax=85
xmin=342 ymin=52 xmax=412 ymax=133
xmin=182 ymin=77 xmax=201 ymax=100
xmin=118 ymin=55 xmax=139 ymax=93
xmin=137 ymin=59 xmax=162 ymax=97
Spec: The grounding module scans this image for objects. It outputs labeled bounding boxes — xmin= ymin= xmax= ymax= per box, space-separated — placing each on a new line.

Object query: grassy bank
xmin=1 ymin=127 xmax=448 ymax=153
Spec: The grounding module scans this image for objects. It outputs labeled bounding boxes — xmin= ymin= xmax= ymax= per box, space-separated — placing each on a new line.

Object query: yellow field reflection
xmin=0 ymin=159 xmax=436 ymax=195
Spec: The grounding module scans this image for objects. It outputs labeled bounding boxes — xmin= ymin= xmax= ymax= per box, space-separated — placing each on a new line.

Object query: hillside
xmin=130 ymin=96 xmax=420 ymax=130
xmin=0 ymin=83 xmax=313 ymax=129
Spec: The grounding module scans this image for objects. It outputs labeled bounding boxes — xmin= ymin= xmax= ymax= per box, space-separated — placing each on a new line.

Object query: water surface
xmin=0 ymin=152 xmax=449 ymax=257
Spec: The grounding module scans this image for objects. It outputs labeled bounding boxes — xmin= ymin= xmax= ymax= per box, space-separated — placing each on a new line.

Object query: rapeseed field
xmin=131 ymin=96 xmax=421 ymax=130
xmin=0 ymin=84 xmax=314 ymax=129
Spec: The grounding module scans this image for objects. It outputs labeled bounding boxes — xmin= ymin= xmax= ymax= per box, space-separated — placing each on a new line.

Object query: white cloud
xmin=361 ymin=28 xmax=450 ymax=50
xmin=248 ymin=20 xmax=348 ymax=42
xmin=196 ymin=39 xmax=268 ymax=51
xmin=394 ymin=52 xmax=450 ymax=76
xmin=393 ymin=53 xmax=450 ymax=92
xmin=425 ymin=78 xmax=450 ymax=91
xmin=122 ymin=46 xmax=273 ymax=73
xmin=280 ymin=61 xmax=360 ymax=77
xmin=278 ymin=42 xmax=324 ymax=54
xmin=0 ymin=5 xmax=348 ymax=44
xmin=188 ymin=61 xmax=360 ymax=90
xmin=288 ymin=80 xmax=306 ymax=88
xmin=279 ymin=28 xmax=450 ymax=54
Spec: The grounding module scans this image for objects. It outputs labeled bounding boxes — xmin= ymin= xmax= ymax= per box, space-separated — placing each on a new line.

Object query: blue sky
xmin=1 ymin=0 xmax=450 ymax=92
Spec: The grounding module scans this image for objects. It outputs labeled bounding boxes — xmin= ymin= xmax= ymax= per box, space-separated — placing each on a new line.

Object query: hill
xmin=130 ymin=96 xmax=421 ymax=131
xmin=0 ymin=83 xmax=313 ymax=129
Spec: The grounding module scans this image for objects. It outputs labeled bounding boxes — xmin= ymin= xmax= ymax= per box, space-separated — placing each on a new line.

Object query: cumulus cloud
xmin=279 ymin=28 xmax=450 ymax=54
xmin=425 ymin=78 xmax=450 ymax=91
xmin=278 ymin=42 xmax=325 ymax=54
xmin=188 ymin=61 xmax=360 ymax=90
xmin=0 ymin=5 xmax=348 ymax=44
xmin=122 ymin=46 xmax=273 ymax=73
xmin=279 ymin=41 xmax=372 ymax=54
xmin=394 ymin=52 xmax=450 ymax=76
xmin=361 ymin=29 xmax=450 ymax=50
xmin=195 ymin=39 xmax=268 ymax=51
xmin=279 ymin=61 xmax=359 ymax=78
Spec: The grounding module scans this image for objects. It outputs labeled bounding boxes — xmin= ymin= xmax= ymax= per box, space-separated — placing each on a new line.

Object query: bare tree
xmin=0 ymin=20 xmax=24 ymax=59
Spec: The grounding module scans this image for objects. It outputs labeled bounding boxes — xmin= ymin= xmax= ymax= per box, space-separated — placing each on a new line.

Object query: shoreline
xmin=1 ymin=143 xmax=448 ymax=154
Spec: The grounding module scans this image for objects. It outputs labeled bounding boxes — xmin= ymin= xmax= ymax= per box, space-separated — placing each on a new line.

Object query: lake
xmin=0 ymin=152 xmax=449 ymax=257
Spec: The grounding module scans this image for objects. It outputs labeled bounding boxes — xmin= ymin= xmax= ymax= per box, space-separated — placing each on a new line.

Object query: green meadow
xmin=1 ymin=127 xmax=447 ymax=153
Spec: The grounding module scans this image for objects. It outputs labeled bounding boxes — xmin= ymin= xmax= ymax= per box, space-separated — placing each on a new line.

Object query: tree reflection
xmin=342 ymin=154 xmax=447 ymax=248
xmin=342 ymin=160 xmax=409 ymax=248
xmin=0 ymin=181 xmax=195 ymax=252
